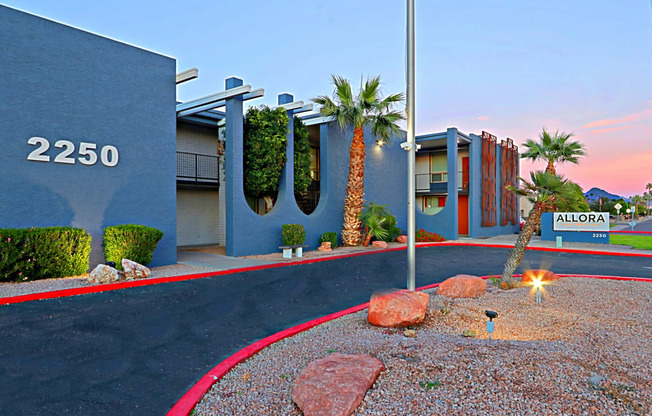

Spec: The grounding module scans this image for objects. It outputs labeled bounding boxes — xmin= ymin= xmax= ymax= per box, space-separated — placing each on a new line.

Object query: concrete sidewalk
xmin=177 ymin=249 xmax=277 ymax=270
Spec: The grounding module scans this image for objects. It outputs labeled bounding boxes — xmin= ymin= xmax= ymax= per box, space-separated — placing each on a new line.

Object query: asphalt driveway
xmin=0 ymin=246 xmax=650 ymax=415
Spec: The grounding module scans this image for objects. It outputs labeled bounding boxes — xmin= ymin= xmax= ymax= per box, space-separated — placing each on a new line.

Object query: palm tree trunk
xmin=363 ymin=228 xmax=372 ymax=247
xmin=501 ymin=203 xmax=544 ymax=284
xmin=545 ymin=161 xmax=555 ymax=175
xmin=342 ymin=126 xmax=366 ymax=246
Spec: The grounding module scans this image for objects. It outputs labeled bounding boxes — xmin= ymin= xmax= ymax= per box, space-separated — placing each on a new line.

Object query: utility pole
xmin=406 ymin=0 xmax=416 ymax=290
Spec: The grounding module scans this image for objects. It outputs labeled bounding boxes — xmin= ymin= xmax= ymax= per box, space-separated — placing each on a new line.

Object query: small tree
xmin=294 ymin=116 xmax=312 ymax=197
xmin=501 ymin=172 xmax=583 ymax=285
xmin=243 ymin=106 xmax=289 ymax=203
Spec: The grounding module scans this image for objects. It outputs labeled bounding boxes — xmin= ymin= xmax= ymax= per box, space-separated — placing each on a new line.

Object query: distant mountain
xmin=584 ymin=187 xmax=629 ymax=202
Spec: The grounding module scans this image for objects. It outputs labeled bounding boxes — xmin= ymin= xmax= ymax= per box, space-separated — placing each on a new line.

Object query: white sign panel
xmin=553 ymin=212 xmax=609 ymax=232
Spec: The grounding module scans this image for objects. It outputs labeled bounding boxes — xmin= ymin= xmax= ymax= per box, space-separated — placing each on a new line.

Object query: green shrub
xmin=103 ymin=224 xmax=163 ymax=270
xmin=376 ymin=215 xmax=402 ymax=243
xmin=243 ymin=106 xmax=289 ymax=198
xmin=293 ymin=116 xmax=312 ymax=196
xmin=319 ymin=232 xmax=338 ymax=248
xmin=282 ymin=224 xmax=305 ymax=246
xmin=0 ymin=227 xmax=91 ymax=282
xmin=415 ymin=229 xmax=446 ymax=242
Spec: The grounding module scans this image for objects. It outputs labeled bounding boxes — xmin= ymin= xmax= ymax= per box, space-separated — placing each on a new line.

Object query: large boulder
xmin=436 ymin=274 xmax=486 ymax=298
xmin=121 ymin=259 xmax=151 ymax=280
xmin=293 ymin=353 xmax=385 ymax=416
xmin=88 ymin=264 xmax=121 ymax=284
xmin=371 ymin=240 xmax=388 ymax=249
xmin=521 ymin=269 xmax=558 ymax=284
xmin=367 ymin=289 xmax=429 ymax=327
xmin=397 ymin=235 xmax=408 ymax=244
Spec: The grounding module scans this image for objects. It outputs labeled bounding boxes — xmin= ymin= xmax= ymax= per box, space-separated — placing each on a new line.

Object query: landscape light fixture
xmin=485 ymin=310 xmax=498 ymax=340
xmin=530 ymin=275 xmax=545 ymax=303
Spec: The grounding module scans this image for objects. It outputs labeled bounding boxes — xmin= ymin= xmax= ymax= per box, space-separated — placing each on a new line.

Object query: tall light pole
xmin=406 ymin=0 xmax=416 ymax=290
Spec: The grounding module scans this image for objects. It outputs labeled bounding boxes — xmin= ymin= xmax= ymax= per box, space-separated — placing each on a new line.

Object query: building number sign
xmin=26 ymin=137 xmax=119 ymax=167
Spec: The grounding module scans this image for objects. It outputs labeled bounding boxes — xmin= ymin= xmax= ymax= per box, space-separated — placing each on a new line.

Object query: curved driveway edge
xmin=2 ymin=244 xmax=652 ymax=415
xmin=2 ymin=242 xmax=651 ymax=305
xmin=168 ymin=273 xmax=652 ymax=416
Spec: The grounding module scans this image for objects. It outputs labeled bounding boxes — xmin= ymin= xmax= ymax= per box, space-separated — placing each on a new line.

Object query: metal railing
xmin=415 ymin=171 xmax=469 ymax=192
xmin=176 ymin=152 xmax=219 ymax=186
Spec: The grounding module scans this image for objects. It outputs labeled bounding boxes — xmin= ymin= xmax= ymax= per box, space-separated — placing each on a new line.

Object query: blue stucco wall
xmin=224 ymin=81 xmax=408 ymax=256
xmin=415 ymin=129 xmax=519 ymax=240
xmin=0 ymin=6 xmax=177 ymax=267
xmin=415 ymin=128 xmax=459 ymax=240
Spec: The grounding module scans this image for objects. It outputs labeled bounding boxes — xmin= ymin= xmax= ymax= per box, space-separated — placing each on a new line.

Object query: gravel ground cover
xmin=195 ymin=277 xmax=652 ymax=416
xmin=0 ymin=263 xmax=217 ymax=298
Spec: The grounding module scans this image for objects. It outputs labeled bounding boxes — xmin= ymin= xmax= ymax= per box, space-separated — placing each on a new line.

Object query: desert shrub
xmin=282 ymin=224 xmax=306 ymax=246
xmin=103 ymin=224 xmax=163 ymax=270
xmin=376 ymin=215 xmax=402 ymax=243
xmin=415 ymin=229 xmax=446 ymax=243
xmin=319 ymin=232 xmax=338 ymax=248
xmin=0 ymin=227 xmax=91 ymax=282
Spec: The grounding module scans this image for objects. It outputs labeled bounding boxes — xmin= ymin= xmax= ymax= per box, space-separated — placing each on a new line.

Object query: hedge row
xmin=0 ymin=224 xmax=164 ymax=282
xmin=0 ymin=227 xmax=91 ymax=282
xmin=103 ymin=224 xmax=163 ymax=271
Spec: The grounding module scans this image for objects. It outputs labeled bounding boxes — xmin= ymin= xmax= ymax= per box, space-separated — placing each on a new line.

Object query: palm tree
xmin=501 ymin=171 xmax=583 ymax=285
xmin=632 ymin=194 xmax=644 ymax=219
xmin=521 ymin=128 xmax=586 ymax=175
xmin=313 ymin=75 xmax=404 ymax=246
xmin=643 ymin=192 xmax=652 ymax=218
xmin=359 ymin=202 xmax=390 ymax=247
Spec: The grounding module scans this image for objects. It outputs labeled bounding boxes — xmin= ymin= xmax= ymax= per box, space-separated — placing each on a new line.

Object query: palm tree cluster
xmin=313 ymin=75 xmax=404 ymax=246
xmin=501 ymin=128 xmax=586 ymax=284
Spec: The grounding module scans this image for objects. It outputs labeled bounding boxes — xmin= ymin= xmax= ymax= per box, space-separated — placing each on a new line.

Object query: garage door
xmin=177 ymin=189 xmax=220 ymax=246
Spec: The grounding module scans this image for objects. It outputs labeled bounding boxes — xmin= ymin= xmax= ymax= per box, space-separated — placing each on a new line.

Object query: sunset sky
xmin=6 ymin=0 xmax=651 ymax=197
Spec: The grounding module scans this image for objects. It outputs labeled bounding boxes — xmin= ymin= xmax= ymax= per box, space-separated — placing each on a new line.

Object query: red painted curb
xmin=167 ymin=273 xmax=652 ymax=416
xmin=0 ymin=247 xmax=408 ymax=305
xmin=3 ymin=243 xmax=651 ymax=306
xmin=166 ymin=300 xmax=373 ymax=416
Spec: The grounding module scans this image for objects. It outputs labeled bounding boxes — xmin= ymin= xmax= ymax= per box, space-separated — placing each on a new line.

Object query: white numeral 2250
xmin=27 ymin=137 xmax=119 ymax=167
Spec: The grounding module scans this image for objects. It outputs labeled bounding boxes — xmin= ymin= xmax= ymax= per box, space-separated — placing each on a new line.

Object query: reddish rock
xmin=372 ymin=240 xmax=388 ymax=249
xmin=397 ymin=235 xmax=408 ymax=244
xmin=436 ymin=274 xmax=486 ymax=298
xmin=521 ymin=269 xmax=558 ymax=284
xmin=318 ymin=242 xmax=332 ymax=252
xmin=121 ymin=259 xmax=151 ymax=280
xmin=368 ymin=289 xmax=429 ymax=327
xmin=293 ymin=353 xmax=385 ymax=416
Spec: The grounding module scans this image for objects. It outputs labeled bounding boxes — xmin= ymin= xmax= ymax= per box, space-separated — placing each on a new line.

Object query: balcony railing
xmin=415 ymin=171 xmax=469 ymax=192
xmin=176 ymin=152 xmax=219 ymax=187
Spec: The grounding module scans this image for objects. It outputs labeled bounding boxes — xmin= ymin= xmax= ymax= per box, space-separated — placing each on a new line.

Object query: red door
xmin=458 ymin=195 xmax=469 ymax=235
xmin=462 ymin=157 xmax=469 ymax=190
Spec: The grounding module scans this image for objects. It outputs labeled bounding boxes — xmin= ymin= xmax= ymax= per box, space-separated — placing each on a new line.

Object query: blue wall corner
xmin=0 ymin=5 xmax=177 ymax=268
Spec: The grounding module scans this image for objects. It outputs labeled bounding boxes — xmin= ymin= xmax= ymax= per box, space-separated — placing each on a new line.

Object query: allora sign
xmin=553 ymin=212 xmax=609 ymax=232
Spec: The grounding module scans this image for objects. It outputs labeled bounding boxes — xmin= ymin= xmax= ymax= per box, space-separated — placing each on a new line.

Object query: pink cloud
xmin=476 ymin=115 xmax=491 ymax=121
xmin=586 ymin=125 xmax=634 ymax=135
xmin=581 ymin=108 xmax=652 ymax=129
